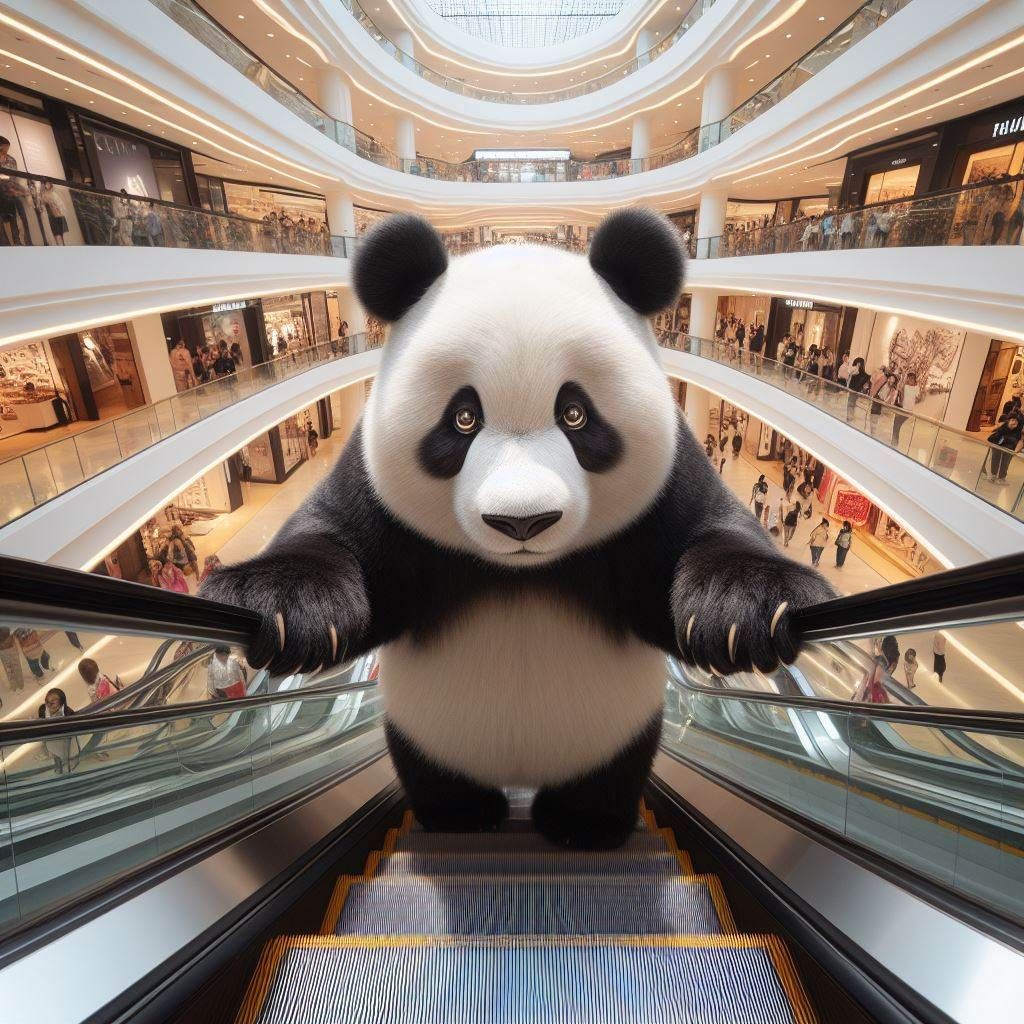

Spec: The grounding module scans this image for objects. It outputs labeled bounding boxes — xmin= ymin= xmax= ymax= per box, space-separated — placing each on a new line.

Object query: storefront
xmin=932 ymin=96 xmax=1024 ymax=189
xmin=259 ymin=292 xmax=331 ymax=356
xmin=79 ymin=118 xmax=190 ymax=204
xmin=0 ymin=321 xmax=146 ymax=440
xmin=764 ymin=296 xmax=857 ymax=367
xmin=162 ymin=299 xmax=269 ymax=389
xmin=966 ymin=340 xmax=1024 ymax=433
xmin=839 ymin=131 xmax=940 ymax=209
xmin=244 ymin=417 xmax=309 ymax=484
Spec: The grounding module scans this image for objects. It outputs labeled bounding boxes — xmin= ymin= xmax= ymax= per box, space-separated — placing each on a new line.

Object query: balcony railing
xmin=694 ymin=175 xmax=1024 ymax=257
xmin=150 ymin=0 xmax=911 ymax=183
xmin=698 ymin=0 xmax=913 ymax=150
xmin=0 ymin=334 xmax=377 ymax=531
xmin=0 ymin=168 xmax=354 ymax=256
xmin=659 ymin=333 xmax=1024 ymax=522
xmin=338 ymin=0 xmax=717 ymax=104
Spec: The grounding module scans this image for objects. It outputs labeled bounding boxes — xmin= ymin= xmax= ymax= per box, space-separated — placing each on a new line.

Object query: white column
xmin=325 ymin=187 xmax=356 ymax=238
xmin=395 ymin=115 xmax=417 ymax=162
xmin=697 ymin=186 xmax=728 ymax=251
xmin=630 ymin=113 xmax=651 ymax=163
xmin=127 ymin=313 xmax=177 ymax=404
xmin=635 ymin=27 xmax=654 ymax=67
xmin=318 ymin=66 xmax=353 ymax=125
xmin=700 ymin=64 xmax=735 ymax=149
xmin=335 ymin=285 xmax=366 ymax=334
xmin=393 ymin=28 xmax=416 ymax=72
xmin=688 ymin=288 xmax=721 ymax=342
xmin=682 ymin=381 xmax=712 ymax=436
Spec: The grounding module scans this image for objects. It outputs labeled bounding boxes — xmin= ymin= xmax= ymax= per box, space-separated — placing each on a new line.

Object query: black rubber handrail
xmin=2 ymin=550 xmax=1022 ymax=730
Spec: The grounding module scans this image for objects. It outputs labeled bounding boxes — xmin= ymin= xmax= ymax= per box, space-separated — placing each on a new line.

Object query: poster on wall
xmin=829 ymin=485 xmax=872 ymax=526
xmin=869 ymin=316 xmax=965 ymax=420
xmin=83 ymin=120 xmax=161 ymax=198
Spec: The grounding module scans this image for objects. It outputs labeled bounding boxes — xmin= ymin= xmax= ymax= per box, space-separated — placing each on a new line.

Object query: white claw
xmin=686 ymin=615 xmax=696 ymax=646
xmin=727 ymin=623 xmax=739 ymax=664
xmin=275 ymin=612 xmax=286 ymax=651
xmin=329 ymin=625 xmax=339 ymax=661
xmin=770 ymin=601 xmax=789 ymax=638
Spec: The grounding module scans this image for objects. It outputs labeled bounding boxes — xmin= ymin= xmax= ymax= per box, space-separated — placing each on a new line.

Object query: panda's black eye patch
xmin=555 ymin=382 xmax=622 ymax=473
xmin=418 ymin=385 xmax=483 ymax=479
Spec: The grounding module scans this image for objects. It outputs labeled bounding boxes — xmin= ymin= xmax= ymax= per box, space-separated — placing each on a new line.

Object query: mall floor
xmin=3 ymin=425 xmax=1021 ymax=728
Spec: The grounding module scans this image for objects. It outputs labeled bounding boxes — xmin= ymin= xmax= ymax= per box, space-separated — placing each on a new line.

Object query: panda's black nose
xmin=481 ymin=511 xmax=563 ymax=542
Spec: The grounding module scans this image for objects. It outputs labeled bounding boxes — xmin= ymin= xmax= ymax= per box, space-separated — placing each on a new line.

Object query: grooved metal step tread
xmin=236 ymin=935 xmax=818 ymax=1024
xmin=373 ymin=849 xmax=692 ymax=878
xmin=393 ymin=828 xmax=675 ymax=854
xmin=323 ymin=873 xmax=736 ymax=936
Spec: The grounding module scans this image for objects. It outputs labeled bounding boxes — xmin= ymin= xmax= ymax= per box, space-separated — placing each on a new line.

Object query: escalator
xmin=0 ymin=553 xmax=1022 ymax=1024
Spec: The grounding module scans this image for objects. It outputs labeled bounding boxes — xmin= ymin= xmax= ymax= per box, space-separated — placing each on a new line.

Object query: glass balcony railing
xmin=0 ymin=333 xmax=377 ymax=531
xmin=0 ymin=168 xmax=353 ymax=256
xmin=658 ymin=333 xmax=1024 ymax=522
xmin=338 ymin=0 xmax=717 ymax=104
xmin=696 ymin=176 xmax=1024 ymax=257
xmin=698 ymin=0 xmax=914 ymax=151
xmin=149 ymin=0 xmax=911 ymax=183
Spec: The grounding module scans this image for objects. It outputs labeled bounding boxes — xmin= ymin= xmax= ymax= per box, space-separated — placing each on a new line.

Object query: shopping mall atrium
xmin=0 ymin=0 xmax=1022 ymax=1021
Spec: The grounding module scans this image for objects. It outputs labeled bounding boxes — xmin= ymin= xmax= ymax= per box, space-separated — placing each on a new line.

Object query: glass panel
xmin=0 ymin=458 xmax=36 ymax=525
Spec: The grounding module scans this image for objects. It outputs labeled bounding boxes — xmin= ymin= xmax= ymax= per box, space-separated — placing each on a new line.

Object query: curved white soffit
xmin=662 ymin=349 xmax=1024 ymax=567
xmin=685 ymin=246 xmax=1024 ymax=344
xmin=0 ymin=248 xmax=349 ymax=349
xmin=0 ymin=350 xmax=383 ymax=569
xmin=287 ymin=0 xmax=759 ymax=125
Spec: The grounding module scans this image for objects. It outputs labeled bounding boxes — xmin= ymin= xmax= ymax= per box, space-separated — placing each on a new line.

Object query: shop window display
xmin=222 ymin=181 xmax=330 ymax=255
xmin=262 ymin=293 xmax=312 ymax=355
xmin=863 ymin=164 xmax=920 ymax=204
xmin=0 ymin=341 xmax=63 ymax=438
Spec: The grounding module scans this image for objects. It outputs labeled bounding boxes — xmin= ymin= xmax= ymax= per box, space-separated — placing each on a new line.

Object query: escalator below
xmin=235 ymin=798 xmax=816 ymax=1024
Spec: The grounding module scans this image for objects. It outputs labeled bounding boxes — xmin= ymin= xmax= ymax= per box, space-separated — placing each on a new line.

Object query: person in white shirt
xmin=206 ymin=647 xmax=248 ymax=699
xmin=891 ymin=371 xmax=919 ymax=447
xmin=840 ymin=211 xmax=856 ymax=249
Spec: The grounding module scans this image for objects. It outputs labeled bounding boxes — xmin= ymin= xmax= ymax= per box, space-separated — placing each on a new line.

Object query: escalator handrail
xmin=668 ymin=672 xmax=1024 ymax=735
xmin=3 ymin=548 xmax=1024 ymax=651
xmin=0 ymin=677 xmax=380 ymax=742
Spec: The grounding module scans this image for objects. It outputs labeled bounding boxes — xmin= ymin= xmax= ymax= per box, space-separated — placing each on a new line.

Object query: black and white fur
xmin=201 ymin=209 xmax=833 ymax=848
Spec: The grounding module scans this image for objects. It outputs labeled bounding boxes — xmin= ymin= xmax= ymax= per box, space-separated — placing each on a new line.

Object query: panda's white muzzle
xmin=454 ymin=429 xmax=589 ymax=564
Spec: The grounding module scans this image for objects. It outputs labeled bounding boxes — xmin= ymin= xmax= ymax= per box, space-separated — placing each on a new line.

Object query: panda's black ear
xmin=353 ymin=214 xmax=448 ymax=322
xmin=588 ymin=207 xmax=686 ymax=315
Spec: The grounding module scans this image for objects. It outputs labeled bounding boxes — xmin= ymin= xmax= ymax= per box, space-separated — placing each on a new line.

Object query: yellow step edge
xmin=236 ymin=933 xmax=818 ymax=1024
xmin=320 ymin=872 xmax=737 ymax=935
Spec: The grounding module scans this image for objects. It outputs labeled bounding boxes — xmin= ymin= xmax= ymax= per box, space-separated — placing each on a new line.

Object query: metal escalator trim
xmin=236 ymin=933 xmax=818 ymax=1024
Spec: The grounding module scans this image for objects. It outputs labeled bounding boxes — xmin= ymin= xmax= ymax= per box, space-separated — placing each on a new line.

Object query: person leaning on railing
xmin=986 ymin=414 xmax=1024 ymax=484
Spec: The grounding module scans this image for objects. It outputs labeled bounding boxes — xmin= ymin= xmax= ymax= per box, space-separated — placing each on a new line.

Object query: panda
xmin=200 ymin=208 xmax=833 ymax=849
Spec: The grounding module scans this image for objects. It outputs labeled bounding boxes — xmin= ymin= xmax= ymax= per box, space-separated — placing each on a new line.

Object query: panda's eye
xmin=561 ymin=403 xmax=587 ymax=430
xmin=453 ymin=407 xmax=479 ymax=434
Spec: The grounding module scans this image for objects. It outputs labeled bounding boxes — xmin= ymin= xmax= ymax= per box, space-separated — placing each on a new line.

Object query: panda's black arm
xmin=199 ymin=425 xmax=415 ymax=674
xmin=614 ymin=422 xmax=833 ymax=672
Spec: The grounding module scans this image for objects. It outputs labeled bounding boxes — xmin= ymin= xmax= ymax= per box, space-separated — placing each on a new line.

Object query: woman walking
xmin=834 ymin=521 xmax=853 ymax=568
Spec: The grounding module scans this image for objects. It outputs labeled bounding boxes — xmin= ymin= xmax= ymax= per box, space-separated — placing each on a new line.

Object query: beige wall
xmin=127 ymin=313 xmax=177 ymax=404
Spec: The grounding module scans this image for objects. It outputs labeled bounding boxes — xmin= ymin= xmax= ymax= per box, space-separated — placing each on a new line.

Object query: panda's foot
xmin=386 ymin=720 xmax=508 ymax=833
xmin=532 ymin=791 xmax=637 ymax=851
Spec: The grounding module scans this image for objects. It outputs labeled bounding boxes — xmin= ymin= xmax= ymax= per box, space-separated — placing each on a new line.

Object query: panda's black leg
xmin=531 ymin=712 xmax=661 ymax=850
xmin=386 ymin=719 xmax=508 ymax=832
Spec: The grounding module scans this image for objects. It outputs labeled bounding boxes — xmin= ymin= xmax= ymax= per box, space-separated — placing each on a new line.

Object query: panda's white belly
xmin=379 ymin=591 xmax=666 ymax=789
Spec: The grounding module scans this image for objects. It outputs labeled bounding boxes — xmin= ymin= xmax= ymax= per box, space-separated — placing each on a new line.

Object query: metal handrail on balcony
xmin=0 ymin=167 xmax=353 ymax=256
xmin=695 ymin=174 xmax=1024 ymax=257
xmin=658 ymin=332 xmax=1024 ymax=522
xmin=0 ymin=333 xmax=377 ymax=531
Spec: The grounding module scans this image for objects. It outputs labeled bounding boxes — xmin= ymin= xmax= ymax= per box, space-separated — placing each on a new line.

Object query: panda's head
xmin=355 ymin=209 xmax=684 ymax=568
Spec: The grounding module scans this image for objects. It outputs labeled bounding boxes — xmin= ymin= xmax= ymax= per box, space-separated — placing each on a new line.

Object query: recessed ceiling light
xmin=266 ymin=32 xmax=274 ymax=37
xmin=817 ymin=15 xmax=825 ymax=20
xmin=237 ymin=13 xmax=244 ymax=19
xmin=748 ymin=77 xmax=754 ymax=82
xmin=785 ymin=32 xmax=792 ymax=38
xmin=88 ymin=99 xmax=95 ymax=104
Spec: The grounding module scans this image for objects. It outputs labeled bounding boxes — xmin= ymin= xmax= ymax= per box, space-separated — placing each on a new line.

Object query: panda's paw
xmin=532 ymin=794 xmax=636 ymax=851
xmin=198 ymin=546 xmax=370 ymax=676
xmin=671 ymin=545 xmax=835 ymax=674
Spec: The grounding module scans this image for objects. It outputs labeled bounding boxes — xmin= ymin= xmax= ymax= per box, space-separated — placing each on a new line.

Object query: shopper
xmin=986 ymin=414 xmax=1023 ymax=482
xmin=166 ymin=525 xmax=198 ymax=580
xmin=836 ymin=352 xmax=853 ymax=386
xmin=40 ymin=182 xmax=69 ymax=244
xmin=15 ymin=628 xmax=52 ymax=678
xmin=750 ymin=474 xmax=769 ymax=523
xmin=834 ymin=521 xmax=853 ymax=568
xmin=891 ymin=371 xmax=918 ymax=446
xmin=704 ymin=434 xmax=716 ymax=460
xmin=168 ymin=339 xmax=196 ymax=392
xmin=0 ymin=627 xmax=25 ymax=692
xmin=748 ymin=323 xmax=765 ymax=370
xmin=213 ymin=341 xmax=236 ymax=377
xmin=206 ymin=647 xmax=248 ymax=700
xmin=780 ymin=498 xmax=801 ymax=547
xmin=199 ymin=554 xmax=222 ymax=585
xmin=306 ymin=420 xmax=319 ymax=456
xmin=902 ymin=649 xmax=919 ymax=690
xmin=808 ymin=517 xmax=829 ymax=566
xmin=38 ymin=688 xmax=78 ymax=774
xmin=840 ymin=209 xmax=856 ymax=249
xmin=78 ymin=658 xmax=120 ymax=702
xmin=932 ymin=632 xmax=947 ymax=683
xmin=151 ymin=558 xmax=189 ymax=594
xmin=781 ymin=336 xmax=797 ymax=381
xmin=0 ymin=135 xmax=31 ymax=245
xmin=846 ymin=357 xmax=871 ymax=422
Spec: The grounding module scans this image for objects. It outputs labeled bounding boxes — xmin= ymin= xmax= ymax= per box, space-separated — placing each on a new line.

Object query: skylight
xmin=423 ymin=1 xmax=631 ymax=49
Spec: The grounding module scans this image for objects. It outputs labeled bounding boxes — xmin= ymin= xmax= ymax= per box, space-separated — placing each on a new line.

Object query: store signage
xmin=889 ymin=157 xmax=909 ymax=167
xmin=784 ymin=298 xmax=814 ymax=309
xmin=212 ymin=301 xmax=247 ymax=313
xmin=992 ymin=113 xmax=1024 ymax=139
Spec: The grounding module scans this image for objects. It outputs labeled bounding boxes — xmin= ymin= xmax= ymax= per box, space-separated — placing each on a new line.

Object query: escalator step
xmin=323 ymin=875 xmax=736 ymax=936
xmin=394 ymin=829 xmax=673 ymax=854
xmin=237 ymin=935 xmax=817 ymax=1024
xmin=373 ymin=849 xmax=692 ymax=878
